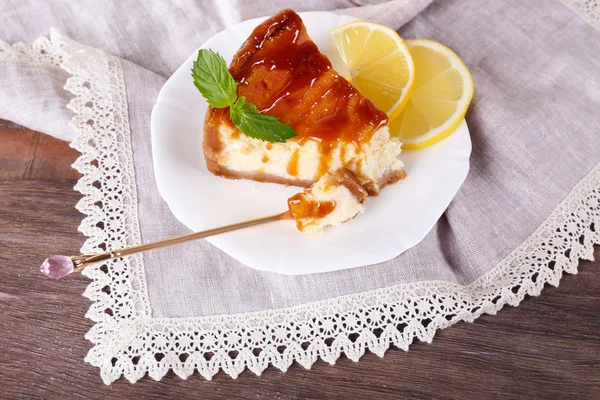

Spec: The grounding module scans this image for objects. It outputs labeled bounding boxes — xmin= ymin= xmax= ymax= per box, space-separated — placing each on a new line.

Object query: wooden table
xmin=1 ymin=120 xmax=598 ymax=399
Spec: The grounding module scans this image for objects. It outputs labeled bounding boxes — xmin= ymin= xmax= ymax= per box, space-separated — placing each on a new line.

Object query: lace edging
xmin=0 ymin=35 xmax=65 ymax=68
xmin=34 ymin=31 xmax=152 ymax=384
xmin=560 ymin=0 xmax=600 ymax=29
xmin=2 ymin=31 xmax=598 ymax=385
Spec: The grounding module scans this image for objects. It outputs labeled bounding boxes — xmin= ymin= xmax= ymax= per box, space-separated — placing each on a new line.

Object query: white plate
xmin=151 ymin=11 xmax=471 ymax=275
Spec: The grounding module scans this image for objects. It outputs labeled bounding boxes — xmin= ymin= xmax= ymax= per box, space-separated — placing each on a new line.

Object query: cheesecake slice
xmin=288 ymin=168 xmax=368 ymax=233
xmin=203 ymin=8 xmax=405 ymax=195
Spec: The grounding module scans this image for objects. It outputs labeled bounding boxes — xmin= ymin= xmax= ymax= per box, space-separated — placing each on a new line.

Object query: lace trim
xmin=51 ymin=32 xmax=154 ymax=384
xmin=2 ymin=32 xmax=598 ymax=385
xmin=560 ymin=0 xmax=600 ymax=29
xmin=0 ymin=35 xmax=64 ymax=68
xmin=11 ymin=31 xmax=152 ymax=383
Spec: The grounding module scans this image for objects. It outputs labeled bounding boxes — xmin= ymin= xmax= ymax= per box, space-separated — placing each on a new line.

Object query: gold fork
xmin=40 ymin=211 xmax=291 ymax=279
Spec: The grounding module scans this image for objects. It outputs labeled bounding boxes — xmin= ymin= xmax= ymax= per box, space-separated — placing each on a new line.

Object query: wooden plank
xmin=0 ymin=128 xmax=38 ymax=180
xmin=0 ymin=125 xmax=599 ymax=398
xmin=0 ymin=126 xmax=81 ymax=181
xmin=29 ymin=132 xmax=82 ymax=181
xmin=0 ymin=119 xmax=27 ymax=130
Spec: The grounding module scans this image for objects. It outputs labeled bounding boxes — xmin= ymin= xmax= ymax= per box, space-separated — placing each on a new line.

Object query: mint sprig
xmin=192 ymin=49 xmax=297 ymax=143
xmin=230 ymin=97 xmax=297 ymax=143
xmin=191 ymin=49 xmax=237 ymax=108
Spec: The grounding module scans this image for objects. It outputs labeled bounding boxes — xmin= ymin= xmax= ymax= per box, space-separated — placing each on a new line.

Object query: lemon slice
xmin=331 ymin=21 xmax=415 ymax=119
xmin=390 ymin=39 xmax=474 ymax=150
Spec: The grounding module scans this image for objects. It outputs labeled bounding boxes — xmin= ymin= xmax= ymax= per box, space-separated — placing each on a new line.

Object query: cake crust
xmin=325 ymin=168 xmax=369 ymax=203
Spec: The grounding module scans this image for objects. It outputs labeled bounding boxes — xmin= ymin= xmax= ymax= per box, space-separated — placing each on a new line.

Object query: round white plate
xmin=151 ymin=11 xmax=471 ymax=275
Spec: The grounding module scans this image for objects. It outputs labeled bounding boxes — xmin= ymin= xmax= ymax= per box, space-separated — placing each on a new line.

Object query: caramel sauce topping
xmin=218 ymin=9 xmax=387 ymax=152
xmin=288 ymin=193 xmax=336 ymax=230
xmin=287 ymin=149 xmax=300 ymax=176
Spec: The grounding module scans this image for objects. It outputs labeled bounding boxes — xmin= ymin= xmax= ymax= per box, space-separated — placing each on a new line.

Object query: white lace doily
xmin=1 ymin=6 xmax=599 ymax=384
xmin=560 ymin=0 xmax=600 ymax=29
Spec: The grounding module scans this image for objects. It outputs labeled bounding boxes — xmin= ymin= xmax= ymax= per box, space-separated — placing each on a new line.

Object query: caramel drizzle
xmin=287 ymin=149 xmax=300 ymax=176
xmin=227 ymin=9 xmax=387 ymax=149
xmin=288 ymin=193 xmax=336 ymax=231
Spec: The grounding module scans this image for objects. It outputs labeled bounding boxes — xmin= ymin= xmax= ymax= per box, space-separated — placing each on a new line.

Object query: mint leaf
xmin=191 ymin=49 xmax=237 ymax=108
xmin=191 ymin=49 xmax=297 ymax=143
xmin=230 ymin=97 xmax=297 ymax=143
